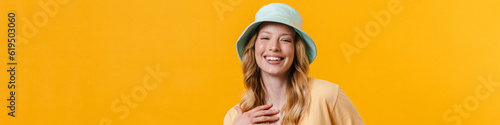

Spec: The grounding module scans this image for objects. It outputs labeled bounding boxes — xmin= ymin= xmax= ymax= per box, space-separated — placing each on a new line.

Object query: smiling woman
xmin=254 ymin=22 xmax=296 ymax=76
xmin=224 ymin=3 xmax=365 ymax=125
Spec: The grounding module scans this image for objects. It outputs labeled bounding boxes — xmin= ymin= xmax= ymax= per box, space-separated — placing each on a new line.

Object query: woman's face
xmin=255 ymin=22 xmax=296 ymax=77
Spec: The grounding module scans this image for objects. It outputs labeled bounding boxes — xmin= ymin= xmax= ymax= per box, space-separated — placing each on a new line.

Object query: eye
xmin=281 ymin=39 xmax=292 ymax=42
xmin=260 ymin=37 xmax=269 ymax=40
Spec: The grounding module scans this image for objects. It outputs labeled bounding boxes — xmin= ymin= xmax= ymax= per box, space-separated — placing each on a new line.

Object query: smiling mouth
xmin=265 ymin=56 xmax=284 ymax=61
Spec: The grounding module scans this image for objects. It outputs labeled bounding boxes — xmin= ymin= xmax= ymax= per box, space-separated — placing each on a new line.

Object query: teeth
xmin=266 ymin=57 xmax=282 ymax=61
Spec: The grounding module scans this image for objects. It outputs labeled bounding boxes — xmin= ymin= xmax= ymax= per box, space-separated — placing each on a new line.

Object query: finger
xmin=254 ymin=122 xmax=274 ymax=125
xmin=234 ymin=106 xmax=242 ymax=115
xmin=251 ymin=116 xmax=279 ymax=123
xmin=256 ymin=123 xmax=275 ymax=125
xmin=250 ymin=109 xmax=280 ymax=117
xmin=248 ymin=104 xmax=273 ymax=113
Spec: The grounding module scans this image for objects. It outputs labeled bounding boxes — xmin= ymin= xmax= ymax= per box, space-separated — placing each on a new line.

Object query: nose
xmin=268 ymin=39 xmax=281 ymax=52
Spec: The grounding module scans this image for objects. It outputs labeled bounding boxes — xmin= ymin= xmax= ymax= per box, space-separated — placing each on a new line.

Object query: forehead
xmin=257 ymin=22 xmax=295 ymax=35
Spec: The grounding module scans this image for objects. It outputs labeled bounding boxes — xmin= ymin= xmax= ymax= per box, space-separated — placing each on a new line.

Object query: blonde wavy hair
xmin=238 ymin=24 xmax=311 ymax=125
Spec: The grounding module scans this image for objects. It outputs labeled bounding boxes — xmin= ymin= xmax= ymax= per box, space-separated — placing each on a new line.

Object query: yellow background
xmin=1 ymin=0 xmax=499 ymax=125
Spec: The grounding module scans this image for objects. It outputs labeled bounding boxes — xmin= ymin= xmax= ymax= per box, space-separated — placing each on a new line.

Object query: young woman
xmin=224 ymin=3 xmax=365 ymax=125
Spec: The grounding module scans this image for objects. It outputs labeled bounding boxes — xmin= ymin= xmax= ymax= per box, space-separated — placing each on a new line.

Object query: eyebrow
xmin=259 ymin=31 xmax=293 ymax=36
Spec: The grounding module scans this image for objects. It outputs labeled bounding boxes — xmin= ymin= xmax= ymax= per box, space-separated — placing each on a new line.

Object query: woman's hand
xmin=233 ymin=104 xmax=280 ymax=125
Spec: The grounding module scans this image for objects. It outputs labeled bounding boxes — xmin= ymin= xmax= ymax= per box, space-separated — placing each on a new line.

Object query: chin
xmin=262 ymin=67 xmax=288 ymax=76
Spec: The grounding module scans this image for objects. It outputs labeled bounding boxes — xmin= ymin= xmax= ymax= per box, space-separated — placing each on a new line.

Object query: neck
xmin=261 ymin=71 xmax=288 ymax=109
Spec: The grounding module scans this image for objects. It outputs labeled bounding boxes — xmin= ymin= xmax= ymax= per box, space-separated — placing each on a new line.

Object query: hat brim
xmin=236 ymin=21 xmax=317 ymax=64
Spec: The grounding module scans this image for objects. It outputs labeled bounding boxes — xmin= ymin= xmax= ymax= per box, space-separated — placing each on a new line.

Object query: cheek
xmin=254 ymin=41 xmax=266 ymax=56
xmin=283 ymin=45 xmax=295 ymax=58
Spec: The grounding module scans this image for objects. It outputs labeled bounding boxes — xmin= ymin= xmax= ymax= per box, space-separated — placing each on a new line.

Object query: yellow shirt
xmin=224 ymin=78 xmax=365 ymax=125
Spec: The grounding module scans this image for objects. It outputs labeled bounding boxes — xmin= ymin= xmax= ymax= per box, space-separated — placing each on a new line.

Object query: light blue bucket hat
xmin=236 ymin=3 xmax=317 ymax=64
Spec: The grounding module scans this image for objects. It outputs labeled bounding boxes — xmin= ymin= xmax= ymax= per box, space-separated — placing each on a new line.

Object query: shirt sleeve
xmin=331 ymin=88 xmax=365 ymax=125
xmin=223 ymin=106 xmax=238 ymax=125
